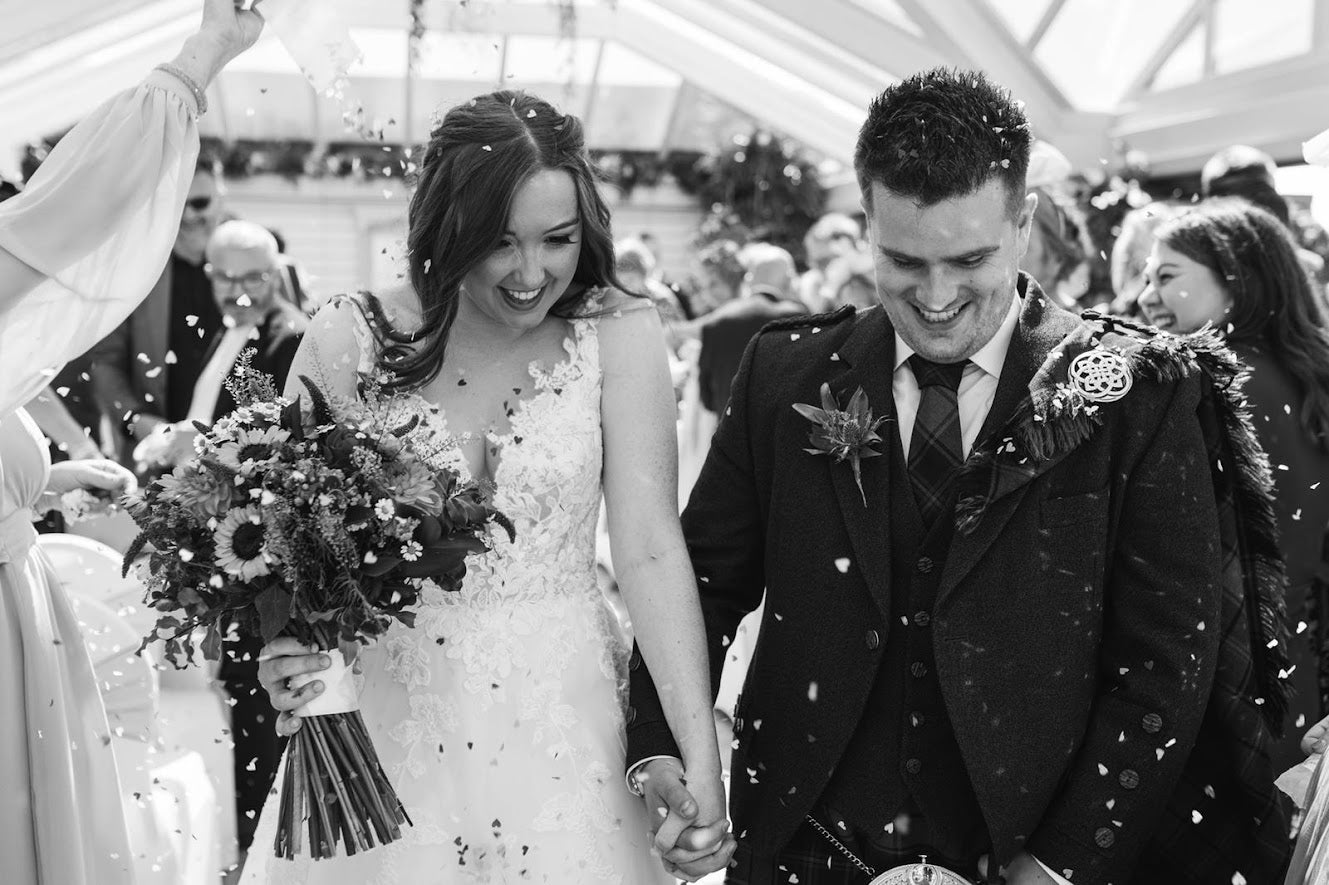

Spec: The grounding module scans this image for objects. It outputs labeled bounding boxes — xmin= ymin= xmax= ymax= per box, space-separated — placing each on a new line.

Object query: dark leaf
xmin=255 ymin=585 xmax=293 ymax=643
xmin=792 ymin=403 xmax=829 ymax=424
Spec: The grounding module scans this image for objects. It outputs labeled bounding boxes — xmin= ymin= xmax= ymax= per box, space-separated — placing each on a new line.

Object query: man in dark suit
xmin=627 ymin=69 xmax=1290 ymax=884
xmin=697 ymin=242 xmax=807 ymax=415
xmin=88 ymin=153 xmax=226 ymax=463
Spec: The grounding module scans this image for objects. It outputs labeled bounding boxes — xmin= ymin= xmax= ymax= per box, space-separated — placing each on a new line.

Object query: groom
xmin=628 ymin=69 xmax=1291 ymax=884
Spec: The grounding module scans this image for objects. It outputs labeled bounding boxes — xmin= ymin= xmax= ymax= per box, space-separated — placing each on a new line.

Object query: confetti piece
xmin=834 ymin=557 xmax=850 ymax=573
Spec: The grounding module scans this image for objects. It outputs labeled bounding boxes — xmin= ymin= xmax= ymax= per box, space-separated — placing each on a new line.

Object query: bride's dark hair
xmin=368 ymin=90 xmax=627 ymax=390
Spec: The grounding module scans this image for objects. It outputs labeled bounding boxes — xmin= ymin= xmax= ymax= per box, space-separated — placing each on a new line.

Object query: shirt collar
xmin=893 ymin=292 xmax=1023 ymax=380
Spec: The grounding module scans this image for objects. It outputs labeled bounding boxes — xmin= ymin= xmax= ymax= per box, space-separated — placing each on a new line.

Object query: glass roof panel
xmin=983 ymin=0 xmax=1056 ymax=44
xmin=1033 ymin=0 xmax=1194 ymax=111
xmin=502 ymin=35 xmax=600 ymax=86
xmin=1149 ymin=21 xmax=1205 ymax=91
xmin=845 ymin=0 xmax=925 ymax=37
xmin=1212 ymin=0 xmax=1313 ymax=74
xmin=414 ymin=32 xmax=504 ymax=81
xmin=596 ymin=40 xmax=681 ymax=88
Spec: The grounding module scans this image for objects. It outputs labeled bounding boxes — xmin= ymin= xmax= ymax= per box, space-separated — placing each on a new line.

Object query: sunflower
xmin=214 ymin=426 xmax=290 ymax=473
xmin=213 ymin=506 xmax=272 ymax=580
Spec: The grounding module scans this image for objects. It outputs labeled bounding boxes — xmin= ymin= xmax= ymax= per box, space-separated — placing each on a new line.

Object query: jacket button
xmin=628 ymin=649 xmax=642 ymax=672
xmin=1119 ymin=769 xmax=1140 ymax=790
xmin=916 ymin=556 xmax=934 ymax=574
xmin=905 ymin=758 xmax=922 ymax=774
xmin=625 ymin=706 xmax=637 ymax=725
xmin=1141 ymin=712 xmax=1163 ymax=734
xmin=911 ymin=662 xmax=928 ymax=678
xmin=865 ymin=630 xmax=880 ymax=650
xmin=914 ymin=610 xmax=931 ymax=627
xmin=1094 ymin=827 xmax=1115 ymax=848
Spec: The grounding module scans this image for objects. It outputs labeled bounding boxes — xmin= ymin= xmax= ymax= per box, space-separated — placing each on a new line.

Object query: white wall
xmin=222 ymin=175 xmax=704 ymax=302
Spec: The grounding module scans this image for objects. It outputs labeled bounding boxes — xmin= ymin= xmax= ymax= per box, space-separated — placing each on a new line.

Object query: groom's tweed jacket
xmin=628 ymin=276 xmax=1292 ymax=884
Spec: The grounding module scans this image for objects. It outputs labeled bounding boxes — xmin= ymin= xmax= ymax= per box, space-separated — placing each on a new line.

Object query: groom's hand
xmin=638 ymin=758 xmax=736 ymax=880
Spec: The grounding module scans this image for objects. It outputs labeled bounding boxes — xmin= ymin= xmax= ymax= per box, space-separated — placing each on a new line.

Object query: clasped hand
xmin=637 ymin=757 xmax=736 ymax=881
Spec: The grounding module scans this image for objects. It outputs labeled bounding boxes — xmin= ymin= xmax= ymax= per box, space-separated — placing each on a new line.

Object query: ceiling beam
xmin=1120 ymin=0 xmax=1207 ymax=102
xmin=646 ymin=0 xmax=882 ymax=109
xmin=746 ymin=0 xmax=950 ymax=81
xmin=1026 ymin=0 xmax=1069 ymax=51
xmin=609 ymin=0 xmax=862 ymax=162
xmin=1112 ymin=54 xmax=1329 ymax=174
xmin=894 ymin=0 xmax=1071 ymax=129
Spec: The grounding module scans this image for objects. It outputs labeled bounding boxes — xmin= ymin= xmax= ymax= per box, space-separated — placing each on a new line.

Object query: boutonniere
xmin=793 ymin=383 xmax=887 ymax=506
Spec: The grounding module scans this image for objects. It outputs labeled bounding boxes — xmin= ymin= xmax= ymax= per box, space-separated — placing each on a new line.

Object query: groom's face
xmin=866 ymin=179 xmax=1035 ymax=365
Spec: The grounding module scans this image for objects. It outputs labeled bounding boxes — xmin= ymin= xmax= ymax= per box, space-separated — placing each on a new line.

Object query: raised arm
xmin=0 ymin=0 xmax=263 ymax=416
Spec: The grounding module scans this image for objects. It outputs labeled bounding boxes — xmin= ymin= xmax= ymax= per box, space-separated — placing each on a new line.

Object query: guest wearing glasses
xmin=88 ymin=152 xmax=228 ymax=464
xmin=132 ymin=219 xmax=308 ymax=469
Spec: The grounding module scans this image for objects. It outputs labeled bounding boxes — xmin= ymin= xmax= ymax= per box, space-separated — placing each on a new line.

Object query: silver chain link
xmin=804 ymin=814 xmax=876 ymax=878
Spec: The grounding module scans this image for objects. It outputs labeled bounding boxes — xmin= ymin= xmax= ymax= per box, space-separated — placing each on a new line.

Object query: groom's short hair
xmin=855 ymin=68 xmax=1032 ymax=216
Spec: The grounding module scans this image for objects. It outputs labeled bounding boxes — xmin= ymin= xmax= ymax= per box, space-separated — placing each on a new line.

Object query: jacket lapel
xmin=939 ymin=279 xmax=1085 ymax=602
xmin=822 ymin=307 xmax=896 ymax=619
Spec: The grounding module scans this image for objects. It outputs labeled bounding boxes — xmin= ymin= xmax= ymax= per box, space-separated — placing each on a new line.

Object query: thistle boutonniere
xmin=793 ymin=383 xmax=887 ymax=506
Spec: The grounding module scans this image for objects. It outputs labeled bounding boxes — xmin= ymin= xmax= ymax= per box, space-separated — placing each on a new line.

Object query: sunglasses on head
xmin=185 ymin=196 xmax=213 ymax=212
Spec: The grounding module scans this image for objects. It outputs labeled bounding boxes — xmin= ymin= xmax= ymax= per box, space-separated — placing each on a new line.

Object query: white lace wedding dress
xmin=242 ymin=293 xmax=670 ymax=884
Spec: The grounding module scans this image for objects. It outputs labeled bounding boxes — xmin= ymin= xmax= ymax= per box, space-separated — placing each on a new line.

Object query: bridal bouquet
xmin=124 ymin=354 xmax=510 ymax=860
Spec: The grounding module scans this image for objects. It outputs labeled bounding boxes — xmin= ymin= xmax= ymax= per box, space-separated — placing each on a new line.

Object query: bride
xmin=245 ymin=90 xmax=732 ymax=883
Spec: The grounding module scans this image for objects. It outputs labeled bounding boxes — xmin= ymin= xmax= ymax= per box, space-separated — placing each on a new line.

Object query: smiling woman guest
xmin=1140 ymin=199 xmax=1329 ymax=773
xmin=242 ymin=90 xmax=730 ymax=884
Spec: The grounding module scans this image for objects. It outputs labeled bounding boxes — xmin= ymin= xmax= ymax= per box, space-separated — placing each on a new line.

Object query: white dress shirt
xmin=892 ymin=293 xmax=1021 ymax=460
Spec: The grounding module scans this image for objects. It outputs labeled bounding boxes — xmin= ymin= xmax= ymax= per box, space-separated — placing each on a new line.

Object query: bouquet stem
xmin=273 ymin=709 xmax=410 ymax=860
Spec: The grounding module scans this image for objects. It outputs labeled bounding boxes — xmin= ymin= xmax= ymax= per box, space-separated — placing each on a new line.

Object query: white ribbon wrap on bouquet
xmin=257 ymin=0 xmax=363 ymax=94
xmin=1304 ymin=126 xmax=1329 ymax=167
xmin=289 ymin=648 xmax=359 ymax=717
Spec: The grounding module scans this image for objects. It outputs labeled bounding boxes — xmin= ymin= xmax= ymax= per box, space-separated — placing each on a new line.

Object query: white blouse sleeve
xmin=0 ymin=70 xmax=202 ymax=417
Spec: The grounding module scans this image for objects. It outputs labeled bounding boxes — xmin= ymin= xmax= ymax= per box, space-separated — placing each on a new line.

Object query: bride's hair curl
xmin=369 ymin=90 xmax=627 ymax=390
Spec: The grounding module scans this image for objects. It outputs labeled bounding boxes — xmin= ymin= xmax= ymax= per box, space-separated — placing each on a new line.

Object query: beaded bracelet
xmin=154 ymin=62 xmax=208 ymax=117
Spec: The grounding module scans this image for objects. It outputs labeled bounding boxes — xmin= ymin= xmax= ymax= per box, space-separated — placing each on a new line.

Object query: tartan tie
xmin=907 ymin=355 xmax=967 ymax=529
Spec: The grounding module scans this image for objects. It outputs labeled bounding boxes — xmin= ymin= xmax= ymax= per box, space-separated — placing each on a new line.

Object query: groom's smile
xmin=867 ymin=178 xmax=1036 ymax=365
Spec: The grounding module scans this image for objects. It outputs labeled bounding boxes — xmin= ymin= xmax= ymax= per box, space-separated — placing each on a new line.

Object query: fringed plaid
xmin=951 ymin=314 xmax=1294 ymax=881
xmin=1127 ymin=328 xmax=1293 ymax=882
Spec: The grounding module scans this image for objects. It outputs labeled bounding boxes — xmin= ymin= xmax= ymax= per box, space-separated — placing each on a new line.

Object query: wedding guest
xmin=631 ymin=68 xmax=1292 ymax=885
xmin=691 ymin=238 xmax=746 ymax=316
xmin=0 ymin=3 xmax=264 ymax=883
xmin=1140 ymin=198 xmax=1329 ymax=775
xmin=88 ymin=150 xmax=228 ymax=463
xmin=1022 ymin=185 xmax=1093 ymax=309
xmin=1202 ymin=145 xmax=1325 ymax=281
xmin=696 ymin=242 xmax=806 ymax=416
xmin=1109 ymin=202 xmax=1185 ymax=318
xmin=798 ymin=212 xmax=862 ymax=312
xmin=822 ymin=245 xmax=877 ymax=310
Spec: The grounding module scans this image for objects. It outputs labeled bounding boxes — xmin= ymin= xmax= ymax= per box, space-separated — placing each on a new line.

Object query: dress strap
xmin=332 ymin=292 xmax=380 ymax=376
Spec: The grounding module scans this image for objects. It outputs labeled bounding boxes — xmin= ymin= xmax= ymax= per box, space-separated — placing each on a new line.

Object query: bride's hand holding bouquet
xmin=126 ymin=353 xmax=510 ymax=860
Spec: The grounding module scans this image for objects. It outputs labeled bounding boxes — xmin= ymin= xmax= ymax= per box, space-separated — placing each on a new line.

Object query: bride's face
xmin=460 ymin=168 xmax=583 ymax=332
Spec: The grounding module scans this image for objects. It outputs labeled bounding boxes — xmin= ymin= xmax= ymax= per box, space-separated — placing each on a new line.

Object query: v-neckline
xmin=406 ymin=327 xmax=582 ymax=490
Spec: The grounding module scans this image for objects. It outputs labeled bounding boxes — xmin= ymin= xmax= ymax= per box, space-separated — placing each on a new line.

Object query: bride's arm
xmin=598 ymin=297 xmax=732 ymax=854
